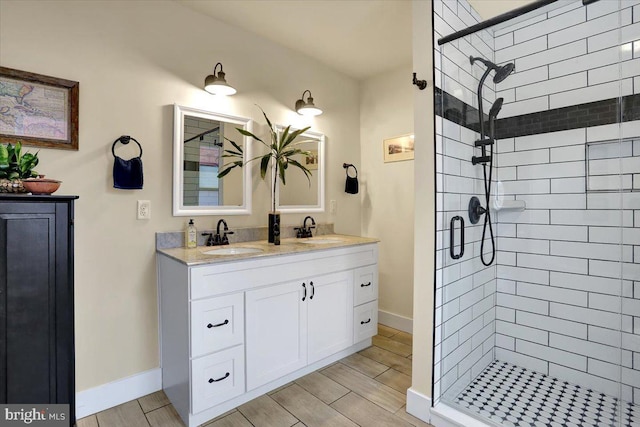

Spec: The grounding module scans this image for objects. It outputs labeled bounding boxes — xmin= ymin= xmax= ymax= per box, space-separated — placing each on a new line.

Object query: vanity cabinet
xmin=0 ymin=195 xmax=78 ymax=426
xmin=157 ymin=242 xmax=378 ymax=427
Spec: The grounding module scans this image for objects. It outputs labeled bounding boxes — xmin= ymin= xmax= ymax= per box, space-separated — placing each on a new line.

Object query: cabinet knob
xmin=361 ymin=318 xmax=371 ymax=325
xmin=207 ymin=319 xmax=229 ymax=328
xmin=302 ymin=283 xmax=307 ymax=301
xmin=361 ymin=282 xmax=372 ymax=287
xmin=208 ymin=372 xmax=230 ymax=383
xmin=309 ymin=281 xmax=314 ymax=300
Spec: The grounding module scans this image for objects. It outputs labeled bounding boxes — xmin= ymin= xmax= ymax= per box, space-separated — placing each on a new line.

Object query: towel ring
xmin=343 ymin=163 xmax=358 ymax=178
xmin=112 ymin=135 xmax=142 ymax=158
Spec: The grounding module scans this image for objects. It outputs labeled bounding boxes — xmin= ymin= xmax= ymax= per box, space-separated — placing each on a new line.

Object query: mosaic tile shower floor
xmin=455 ymin=360 xmax=638 ymax=427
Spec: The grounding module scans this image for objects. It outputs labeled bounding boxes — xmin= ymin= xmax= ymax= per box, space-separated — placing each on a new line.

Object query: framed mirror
xmin=274 ymin=126 xmax=325 ymax=213
xmin=173 ymin=105 xmax=252 ymax=216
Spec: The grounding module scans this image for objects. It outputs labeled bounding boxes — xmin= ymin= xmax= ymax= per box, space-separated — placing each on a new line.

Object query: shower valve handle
xmin=468 ymin=196 xmax=486 ymax=225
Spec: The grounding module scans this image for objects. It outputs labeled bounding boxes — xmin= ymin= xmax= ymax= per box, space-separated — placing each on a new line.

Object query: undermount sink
xmin=202 ymin=247 xmax=264 ymax=255
xmin=299 ymin=238 xmax=344 ymax=245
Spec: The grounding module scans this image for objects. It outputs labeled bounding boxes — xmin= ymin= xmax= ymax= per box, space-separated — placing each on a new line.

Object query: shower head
xmin=469 ymin=56 xmax=514 ymax=84
xmin=488 ymin=98 xmax=504 ymax=119
xmin=494 ymin=63 xmax=515 ymax=84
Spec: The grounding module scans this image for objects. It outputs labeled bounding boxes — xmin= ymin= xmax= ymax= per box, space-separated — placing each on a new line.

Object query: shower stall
xmin=432 ymin=0 xmax=640 ymax=426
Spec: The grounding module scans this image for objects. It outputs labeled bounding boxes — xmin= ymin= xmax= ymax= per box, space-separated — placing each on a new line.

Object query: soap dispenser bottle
xmin=186 ymin=219 xmax=197 ymax=248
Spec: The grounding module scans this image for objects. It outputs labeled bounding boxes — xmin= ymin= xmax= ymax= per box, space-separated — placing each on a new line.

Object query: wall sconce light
xmin=204 ymin=62 xmax=236 ymax=96
xmin=295 ymin=90 xmax=323 ymax=116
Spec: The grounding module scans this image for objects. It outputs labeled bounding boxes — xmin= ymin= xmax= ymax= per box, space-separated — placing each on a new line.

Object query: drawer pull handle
xmin=310 ymin=281 xmax=314 ymax=300
xmin=208 ymin=372 xmax=230 ymax=383
xmin=207 ymin=319 xmax=229 ymax=329
xmin=302 ymin=283 xmax=307 ymax=301
xmin=361 ymin=282 xmax=372 ymax=287
xmin=361 ymin=318 xmax=371 ymax=325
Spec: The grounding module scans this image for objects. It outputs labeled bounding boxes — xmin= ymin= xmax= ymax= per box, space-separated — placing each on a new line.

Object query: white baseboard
xmin=406 ymin=387 xmax=431 ymax=423
xmin=378 ymin=310 xmax=413 ymax=333
xmin=75 ymin=368 xmax=162 ymax=419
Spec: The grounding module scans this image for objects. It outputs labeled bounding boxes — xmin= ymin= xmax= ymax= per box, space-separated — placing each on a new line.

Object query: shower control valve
xmin=468 ymin=196 xmax=486 ymax=225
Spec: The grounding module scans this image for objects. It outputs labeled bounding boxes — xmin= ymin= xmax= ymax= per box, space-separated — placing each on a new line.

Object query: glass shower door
xmin=433 ymin=31 xmax=499 ymax=411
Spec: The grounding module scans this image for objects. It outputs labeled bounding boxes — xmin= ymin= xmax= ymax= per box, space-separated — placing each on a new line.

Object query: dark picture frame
xmin=0 ymin=66 xmax=79 ymax=150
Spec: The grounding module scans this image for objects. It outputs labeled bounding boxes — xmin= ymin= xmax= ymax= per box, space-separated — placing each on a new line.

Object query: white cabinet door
xmin=245 ymin=280 xmax=308 ymax=390
xmin=307 ymin=271 xmax=354 ymax=364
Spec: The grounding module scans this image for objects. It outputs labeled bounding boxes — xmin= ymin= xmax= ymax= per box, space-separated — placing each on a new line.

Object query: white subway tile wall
xmin=495 ymin=120 xmax=640 ymax=401
xmin=435 ymin=0 xmax=640 ymax=409
xmin=496 ymin=1 xmax=640 ymax=116
xmin=495 ymin=115 xmax=640 ymax=401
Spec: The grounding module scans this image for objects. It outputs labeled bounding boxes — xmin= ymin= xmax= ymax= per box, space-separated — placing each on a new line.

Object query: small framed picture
xmin=0 ymin=66 xmax=79 ymax=150
xmin=383 ymin=134 xmax=414 ymax=163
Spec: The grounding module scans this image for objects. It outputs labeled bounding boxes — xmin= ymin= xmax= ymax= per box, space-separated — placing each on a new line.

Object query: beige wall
xmin=411 ymin=0 xmax=435 ymax=398
xmin=360 ymin=65 xmax=415 ymax=321
xmin=0 ymin=0 xmax=361 ymax=392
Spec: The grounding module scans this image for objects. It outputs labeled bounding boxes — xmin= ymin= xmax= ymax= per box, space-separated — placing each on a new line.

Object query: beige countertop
xmin=157 ymin=234 xmax=379 ymax=266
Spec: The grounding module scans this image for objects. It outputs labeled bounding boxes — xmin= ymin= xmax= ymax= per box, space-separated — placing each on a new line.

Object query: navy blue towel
xmin=113 ymin=156 xmax=143 ymax=190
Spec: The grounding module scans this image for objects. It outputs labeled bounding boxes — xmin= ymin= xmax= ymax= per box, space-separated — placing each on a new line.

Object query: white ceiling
xmin=179 ymin=0 xmax=529 ymax=81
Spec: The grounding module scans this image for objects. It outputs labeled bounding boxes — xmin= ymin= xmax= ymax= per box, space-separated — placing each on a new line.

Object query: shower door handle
xmin=450 ymin=216 xmax=465 ymax=260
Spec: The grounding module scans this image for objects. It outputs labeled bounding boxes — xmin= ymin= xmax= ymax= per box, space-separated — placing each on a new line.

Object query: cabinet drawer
xmin=191 ymin=345 xmax=245 ymax=414
xmin=191 ymin=293 xmax=244 ymax=357
xmin=353 ymin=265 xmax=378 ymax=306
xmin=354 ymin=301 xmax=378 ymax=343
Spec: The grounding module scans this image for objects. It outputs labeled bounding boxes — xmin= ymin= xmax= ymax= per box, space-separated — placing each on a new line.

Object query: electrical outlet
xmin=137 ymin=200 xmax=151 ymax=220
xmin=330 ymin=200 xmax=337 ymax=215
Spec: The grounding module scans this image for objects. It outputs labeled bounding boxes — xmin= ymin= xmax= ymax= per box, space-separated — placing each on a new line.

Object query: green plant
xmin=0 ymin=142 xmax=39 ymax=180
xmin=218 ymin=107 xmax=313 ymax=212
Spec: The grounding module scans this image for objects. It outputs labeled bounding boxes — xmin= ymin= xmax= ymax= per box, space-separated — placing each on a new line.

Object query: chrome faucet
xmin=202 ymin=219 xmax=234 ymax=246
xmin=295 ymin=216 xmax=316 ymax=238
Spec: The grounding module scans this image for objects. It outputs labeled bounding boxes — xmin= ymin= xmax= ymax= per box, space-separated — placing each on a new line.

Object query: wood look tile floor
xmin=77 ymin=325 xmax=433 ymax=427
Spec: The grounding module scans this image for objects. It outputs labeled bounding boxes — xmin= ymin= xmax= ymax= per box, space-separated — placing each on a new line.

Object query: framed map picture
xmin=0 ymin=67 xmax=79 ymax=150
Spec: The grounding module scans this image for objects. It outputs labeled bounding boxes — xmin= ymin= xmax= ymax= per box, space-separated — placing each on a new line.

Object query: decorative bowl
xmin=22 ymin=178 xmax=62 ymax=195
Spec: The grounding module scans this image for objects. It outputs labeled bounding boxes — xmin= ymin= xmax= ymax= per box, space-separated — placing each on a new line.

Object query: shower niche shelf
xmin=586 ymin=138 xmax=639 ymax=193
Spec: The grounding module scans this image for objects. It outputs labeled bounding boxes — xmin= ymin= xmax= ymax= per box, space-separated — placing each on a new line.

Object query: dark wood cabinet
xmin=0 ymin=195 xmax=78 ymax=426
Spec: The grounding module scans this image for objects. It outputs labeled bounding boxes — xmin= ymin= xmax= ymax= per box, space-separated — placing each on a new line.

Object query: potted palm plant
xmin=0 ymin=142 xmax=40 ymax=193
xmin=218 ymin=108 xmax=313 ymax=244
